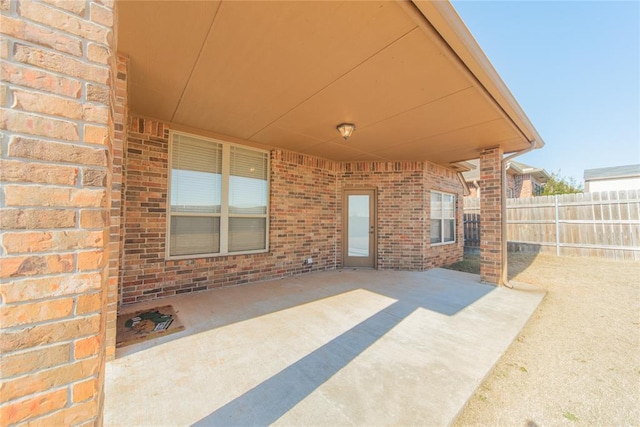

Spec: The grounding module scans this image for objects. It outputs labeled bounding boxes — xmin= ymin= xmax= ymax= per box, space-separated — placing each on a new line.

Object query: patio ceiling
xmin=117 ymin=1 xmax=543 ymax=166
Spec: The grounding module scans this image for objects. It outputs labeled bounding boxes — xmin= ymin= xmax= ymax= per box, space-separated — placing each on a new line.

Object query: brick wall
xmin=511 ymin=174 xmax=523 ymax=198
xmin=0 ymin=0 xmax=114 ymax=424
xmin=469 ymin=174 xmax=514 ymax=199
xmin=338 ymin=161 xmax=426 ymax=270
xmin=479 ymin=147 xmax=503 ymax=284
xmin=119 ymin=118 xmax=340 ymax=304
xmin=105 ymin=54 xmax=127 ymax=361
xmin=117 ymin=116 xmax=464 ymax=304
xmin=513 ymin=174 xmax=540 ymax=198
xmin=507 ymin=174 xmax=516 ymax=198
xmin=424 ymin=162 xmax=464 ymax=268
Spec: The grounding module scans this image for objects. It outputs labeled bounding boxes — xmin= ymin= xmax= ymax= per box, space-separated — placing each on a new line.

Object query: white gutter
xmin=410 ymin=0 xmax=546 ymax=150
xmin=406 ymin=0 xmax=546 ymax=286
xmin=402 ymin=0 xmax=546 ymax=285
xmin=500 ymin=139 xmax=540 ymax=286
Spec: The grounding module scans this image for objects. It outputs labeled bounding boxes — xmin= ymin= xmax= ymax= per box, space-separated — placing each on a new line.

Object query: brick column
xmin=0 ymin=1 xmax=115 ymax=425
xmin=479 ymin=147 xmax=504 ymax=284
xmin=105 ymin=54 xmax=128 ymax=361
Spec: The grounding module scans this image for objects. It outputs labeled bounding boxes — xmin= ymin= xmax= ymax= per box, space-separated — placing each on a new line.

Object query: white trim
xmin=166 ymin=248 xmax=269 ymax=261
xmin=220 ymin=143 xmax=230 ymax=253
xmin=430 ymin=241 xmax=456 ymax=247
xmin=166 ymin=130 xmax=270 ymax=260
xmin=411 ymin=0 xmax=545 ymax=149
xmin=430 ymin=190 xmax=456 ymax=245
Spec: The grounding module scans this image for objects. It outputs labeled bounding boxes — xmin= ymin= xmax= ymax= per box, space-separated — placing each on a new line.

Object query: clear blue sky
xmin=452 ymin=0 xmax=640 ymax=185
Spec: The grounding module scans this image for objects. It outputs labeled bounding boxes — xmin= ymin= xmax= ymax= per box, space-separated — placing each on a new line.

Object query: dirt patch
xmin=452 ymin=253 xmax=640 ymax=426
xmin=444 ymin=254 xmax=481 ymax=275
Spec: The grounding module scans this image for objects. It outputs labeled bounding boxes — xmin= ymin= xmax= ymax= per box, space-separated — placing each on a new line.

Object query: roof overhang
xmin=413 ymin=1 xmax=545 ymax=151
xmin=117 ymin=0 xmax=544 ymax=166
xmin=508 ymin=165 xmax=551 ymax=183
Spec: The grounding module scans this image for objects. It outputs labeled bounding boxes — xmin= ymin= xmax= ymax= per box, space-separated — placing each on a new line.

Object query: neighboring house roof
xmin=508 ymin=160 xmax=551 ymax=183
xmin=118 ymin=1 xmax=544 ymax=166
xmin=583 ymin=164 xmax=640 ymax=181
xmin=462 ymin=159 xmax=551 ymax=183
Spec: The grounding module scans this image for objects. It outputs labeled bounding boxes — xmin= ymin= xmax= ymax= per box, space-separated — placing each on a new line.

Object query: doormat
xmin=116 ymin=305 xmax=184 ymax=348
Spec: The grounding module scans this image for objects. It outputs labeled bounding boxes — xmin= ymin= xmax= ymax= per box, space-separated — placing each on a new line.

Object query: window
xmin=168 ymin=132 xmax=269 ymax=258
xmin=533 ymin=182 xmax=543 ymax=196
xmin=430 ymin=191 xmax=455 ymax=244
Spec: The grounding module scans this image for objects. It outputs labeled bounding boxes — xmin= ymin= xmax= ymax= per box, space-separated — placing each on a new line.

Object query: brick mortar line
xmin=1 ymin=33 xmax=111 ymax=71
xmin=0 ymin=315 xmax=102 ymax=341
xmin=1 ymin=105 xmax=110 ymax=133
xmin=0 ymin=224 xmax=104 ymax=231
xmin=6 ymin=2 xmax=114 ymax=39
xmin=21 ymin=410 xmax=98 ymax=427
xmin=0 ymin=247 xmax=106 ymax=258
xmin=0 ymin=289 xmax=101 ymax=310
xmin=0 ymin=68 xmax=107 ymax=102
xmin=11 ymin=400 xmax=99 ymax=427
xmin=0 ymin=204 xmax=107 ymax=212
xmin=0 ymin=152 xmax=109 ymax=170
xmin=0 ymin=246 xmax=106 ymax=257
xmin=2 ymin=81 xmax=109 ymax=110
xmin=15 ymin=0 xmax=89 ymax=20
xmin=0 ymin=383 xmax=71 ymax=407
xmin=0 ymin=14 xmax=86 ymax=58
xmin=0 ymin=265 xmax=106 ymax=284
xmin=0 ymin=312 xmax=101 ymax=334
xmin=0 ymin=59 xmax=110 ymax=99
xmin=1 ymin=180 xmax=109 ymax=189
xmin=0 ymin=359 xmax=101 ymax=401
xmin=1 ymin=340 xmax=101 ymax=367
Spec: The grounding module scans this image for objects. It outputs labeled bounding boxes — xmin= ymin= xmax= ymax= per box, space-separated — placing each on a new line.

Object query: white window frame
xmin=166 ymin=130 xmax=270 ymax=260
xmin=430 ymin=190 xmax=456 ymax=246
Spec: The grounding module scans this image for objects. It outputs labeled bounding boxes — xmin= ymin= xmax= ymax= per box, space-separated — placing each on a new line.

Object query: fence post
xmin=555 ymin=195 xmax=560 ymax=256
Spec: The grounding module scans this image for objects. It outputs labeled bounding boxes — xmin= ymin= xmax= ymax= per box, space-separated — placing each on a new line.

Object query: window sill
xmin=166 ymin=248 xmax=269 ymax=261
xmin=430 ymin=241 xmax=456 ymax=247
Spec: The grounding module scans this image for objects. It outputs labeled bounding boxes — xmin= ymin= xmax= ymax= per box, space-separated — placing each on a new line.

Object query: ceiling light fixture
xmin=336 ymin=123 xmax=356 ymax=141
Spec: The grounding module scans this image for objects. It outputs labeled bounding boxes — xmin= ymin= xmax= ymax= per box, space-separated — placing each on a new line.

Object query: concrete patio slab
xmin=104 ymin=268 xmax=544 ymax=426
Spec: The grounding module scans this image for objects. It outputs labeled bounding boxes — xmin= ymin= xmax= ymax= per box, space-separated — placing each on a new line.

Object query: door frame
xmin=342 ymin=188 xmax=377 ymax=269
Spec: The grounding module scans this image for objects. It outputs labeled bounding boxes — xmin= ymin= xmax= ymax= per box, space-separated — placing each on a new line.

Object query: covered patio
xmin=105 ymin=269 xmax=544 ymax=426
xmin=1 ymin=0 xmax=550 ymax=424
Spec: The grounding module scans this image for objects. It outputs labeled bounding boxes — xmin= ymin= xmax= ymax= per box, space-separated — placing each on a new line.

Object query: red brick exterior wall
xmin=338 ymin=162 xmax=425 ymax=270
xmin=507 ymin=174 xmax=516 ymax=198
xmin=424 ymin=162 xmax=465 ymax=268
xmin=120 ymin=121 xmax=341 ymax=304
xmin=513 ymin=174 xmax=541 ymax=198
xmin=479 ymin=147 xmax=503 ymax=284
xmin=0 ymin=0 xmax=115 ymax=424
xmin=105 ymin=54 xmax=128 ymax=361
xmin=118 ymin=116 xmax=464 ymax=304
xmin=469 ymin=173 xmax=541 ymax=199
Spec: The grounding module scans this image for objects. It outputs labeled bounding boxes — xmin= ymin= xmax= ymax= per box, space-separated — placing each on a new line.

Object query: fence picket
xmin=463 ymin=190 xmax=640 ymax=260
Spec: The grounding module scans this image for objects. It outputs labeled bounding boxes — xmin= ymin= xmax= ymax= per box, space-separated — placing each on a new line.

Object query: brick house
xmin=0 ymin=1 xmax=545 ymax=424
xmin=463 ymin=159 xmax=551 ymax=198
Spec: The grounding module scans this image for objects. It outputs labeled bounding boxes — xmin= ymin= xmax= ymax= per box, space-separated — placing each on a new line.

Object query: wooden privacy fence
xmin=463 ymin=189 xmax=640 ymax=261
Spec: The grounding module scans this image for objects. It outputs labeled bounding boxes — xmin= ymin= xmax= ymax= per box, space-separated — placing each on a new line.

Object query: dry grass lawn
xmin=450 ymin=253 xmax=640 ymax=426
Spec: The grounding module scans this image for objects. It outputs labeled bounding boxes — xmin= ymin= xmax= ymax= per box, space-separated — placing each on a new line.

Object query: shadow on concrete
xmin=117 ymin=270 xmax=494 ymax=359
xmin=104 ymin=268 xmax=546 ymax=427
xmin=185 ymin=271 xmax=494 ymax=426
xmin=192 ymin=300 xmax=415 ymax=426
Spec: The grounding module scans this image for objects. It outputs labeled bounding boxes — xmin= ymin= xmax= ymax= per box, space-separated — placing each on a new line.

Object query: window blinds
xmin=229 ymin=146 xmax=268 ymax=215
xmin=168 ymin=133 xmax=269 ymax=256
xmin=171 ymin=134 xmax=222 ymax=213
